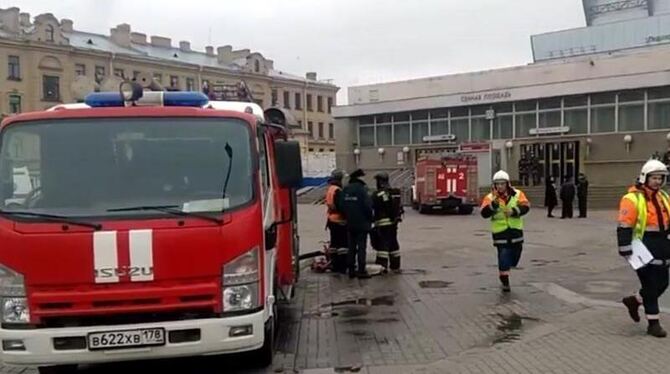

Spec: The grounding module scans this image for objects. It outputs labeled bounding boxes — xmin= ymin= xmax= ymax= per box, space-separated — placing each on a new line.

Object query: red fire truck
xmin=0 ymin=83 xmax=302 ymax=373
xmin=412 ymin=154 xmax=478 ymax=214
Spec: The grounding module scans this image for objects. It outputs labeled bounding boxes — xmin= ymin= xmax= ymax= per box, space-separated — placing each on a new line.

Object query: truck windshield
xmin=0 ymin=118 xmax=253 ymax=218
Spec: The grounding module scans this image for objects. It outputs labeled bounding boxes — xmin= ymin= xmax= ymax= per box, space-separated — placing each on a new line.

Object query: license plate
xmin=88 ymin=328 xmax=165 ymax=350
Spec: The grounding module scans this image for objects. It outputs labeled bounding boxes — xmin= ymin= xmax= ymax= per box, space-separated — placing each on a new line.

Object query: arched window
xmin=46 ymin=25 xmax=55 ymax=42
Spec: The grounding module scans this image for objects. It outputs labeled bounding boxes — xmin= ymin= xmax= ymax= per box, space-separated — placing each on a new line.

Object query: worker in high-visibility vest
xmin=480 ymin=170 xmax=530 ymax=292
xmin=619 ymin=159 xmax=670 ymax=338
xmin=371 ymin=172 xmax=404 ymax=273
xmin=325 ymin=170 xmax=348 ymax=274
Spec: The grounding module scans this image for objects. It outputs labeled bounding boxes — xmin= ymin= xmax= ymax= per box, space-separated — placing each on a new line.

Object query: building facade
xmin=333 ymin=0 xmax=670 ymax=200
xmin=0 ymin=6 xmax=338 ymax=157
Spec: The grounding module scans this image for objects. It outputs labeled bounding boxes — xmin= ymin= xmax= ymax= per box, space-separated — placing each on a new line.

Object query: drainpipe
xmin=197 ymin=65 xmax=203 ymax=91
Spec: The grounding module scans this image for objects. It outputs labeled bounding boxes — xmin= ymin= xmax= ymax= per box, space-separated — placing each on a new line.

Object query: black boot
xmin=647 ymin=320 xmax=667 ymax=338
xmin=499 ymin=274 xmax=511 ymax=293
xmin=622 ymin=296 xmax=641 ymax=323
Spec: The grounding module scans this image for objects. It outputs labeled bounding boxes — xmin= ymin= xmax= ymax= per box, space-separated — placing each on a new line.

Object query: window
xmin=618 ymin=104 xmax=644 ymax=132
xmin=114 ymin=69 xmax=125 ymax=79
xmin=648 ymin=86 xmax=670 ymax=100
xmin=42 ymin=75 xmax=60 ymax=101
xmin=515 ymin=113 xmax=536 ymax=138
xmin=75 ymin=64 xmax=86 ymax=77
xmin=359 ymin=126 xmax=374 ymax=146
xmin=539 ymin=97 xmax=561 ymax=110
xmin=8 ymin=95 xmax=21 ymax=114
xmin=317 ymin=96 xmax=323 ymax=112
xmin=493 ymin=115 xmax=513 ymax=139
xmin=306 ymin=94 xmax=313 ymax=112
xmin=471 ymin=117 xmax=490 ymax=141
xmin=258 ymin=130 xmax=270 ymax=199
xmin=170 ymin=75 xmax=179 ymax=88
xmin=270 ymin=89 xmax=278 ymax=106
xmin=431 ymin=119 xmax=448 ymax=135
xmin=564 ymin=109 xmax=587 ymax=134
xmin=515 ymin=100 xmax=536 ymax=112
xmin=308 ymin=122 xmax=314 ymax=138
xmin=394 ymin=123 xmax=410 ymax=145
xmin=298 ymin=120 xmax=303 ymax=128
xmin=451 ymin=118 xmax=469 ymax=142
xmin=393 ymin=113 xmax=409 ymax=122
xmin=564 ymin=95 xmax=587 ymax=107
xmin=649 ymin=101 xmax=670 ymax=129
xmin=377 ymin=125 xmax=392 ymax=146
xmin=0 ymin=118 xmax=254 ymax=215
xmin=618 ymin=89 xmax=644 ymax=103
xmin=319 ymin=148 xmax=324 ymax=152
xmin=295 ymin=93 xmax=302 ymax=110
xmin=186 ymin=77 xmax=195 ymax=91
xmin=153 ymin=73 xmax=162 ymax=84
xmin=591 ymin=106 xmax=615 ymax=133
xmin=328 ymin=123 xmax=334 ymax=139
xmin=327 ymin=97 xmax=333 ymax=113
xmin=8 ymin=56 xmax=20 ymax=80
xmin=411 ymin=121 xmax=428 ymax=144
xmin=94 ymin=65 xmax=105 ymax=84
xmin=591 ymin=92 xmax=615 ymax=105
xmin=46 ymin=24 xmax=54 ymax=42
xmin=318 ymin=122 xmax=324 ymax=139
xmin=412 ymin=111 xmax=429 ymax=121
xmin=539 ymin=111 xmax=561 ymax=128
xmin=283 ymin=91 xmax=290 ymax=109
xmin=254 ymin=59 xmax=260 ymax=73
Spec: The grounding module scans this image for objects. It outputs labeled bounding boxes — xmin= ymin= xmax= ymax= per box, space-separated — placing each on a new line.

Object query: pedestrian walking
xmin=560 ymin=177 xmax=576 ymax=219
xmin=480 ymin=170 xmax=531 ymax=292
xmin=342 ymin=169 xmax=373 ymax=279
xmin=619 ymin=159 xmax=670 ymax=338
xmin=545 ymin=176 xmax=558 ymax=218
xmin=325 ymin=170 xmax=348 ymax=273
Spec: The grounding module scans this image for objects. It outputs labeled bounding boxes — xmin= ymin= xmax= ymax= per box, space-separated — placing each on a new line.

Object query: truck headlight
xmin=0 ymin=265 xmax=28 ymax=324
xmin=222 ymin=247 xmax=261 ymax=312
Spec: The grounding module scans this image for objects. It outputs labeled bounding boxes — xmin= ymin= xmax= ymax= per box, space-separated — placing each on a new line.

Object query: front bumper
xmin=0 ymin=310 xmax=266 ymax=366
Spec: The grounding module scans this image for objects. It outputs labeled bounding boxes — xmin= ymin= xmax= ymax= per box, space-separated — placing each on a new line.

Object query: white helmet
xmin=639 ymin=159 xmax=669 ymax=184
xmin=492 ymin=170 xmax=510 ymax=183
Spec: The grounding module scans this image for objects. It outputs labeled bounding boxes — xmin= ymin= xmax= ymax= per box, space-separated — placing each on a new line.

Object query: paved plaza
xmin=6 ymin=204 xmax=670 ymax=373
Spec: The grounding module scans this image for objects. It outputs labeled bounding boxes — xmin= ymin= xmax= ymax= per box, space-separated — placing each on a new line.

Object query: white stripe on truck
xmin=129 ymin=230 xmax=154 ymax=282
xmin=93 ymin=231 xmax=119 ymax=283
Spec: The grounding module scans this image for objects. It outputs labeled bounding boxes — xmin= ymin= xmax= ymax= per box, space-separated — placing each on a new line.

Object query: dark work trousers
xmin=327 ymin=221 xmax=348 ymax=273
xmin=497 ymin=244 xmax=523 ymax=272
xmin=636 ymin=264 xmax=670 ymax=317
xmin=547 ymin=204 xmax=556 ymax=217
xmin=374 ymin=224 xmax=401 ymax=270
xmin=578 ymin=196 xmax=587 ymax=218
xmin=347 ymin=230 xmax=368 ymax=274
xmin=561 ymin=199 xmax=574 ymax=218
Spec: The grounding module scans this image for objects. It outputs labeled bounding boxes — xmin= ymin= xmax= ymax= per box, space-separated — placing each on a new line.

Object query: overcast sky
xmin=5 ymin=0 xmax=585 ymax=104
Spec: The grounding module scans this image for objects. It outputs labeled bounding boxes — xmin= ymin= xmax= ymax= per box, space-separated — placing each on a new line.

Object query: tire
xmin=418 ymin=204 xmax=429 ymax=214
xmin=458 ymin=205 xmax=474 ymax=215
xmin=250 ymin=318 xmax=275 ymax=368
xmin=38 ymin=365 xmax=78 ymax=374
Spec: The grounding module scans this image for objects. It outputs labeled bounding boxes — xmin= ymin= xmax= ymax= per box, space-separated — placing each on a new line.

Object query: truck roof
xmin=1 ymin=101 xmax=263 ymax=129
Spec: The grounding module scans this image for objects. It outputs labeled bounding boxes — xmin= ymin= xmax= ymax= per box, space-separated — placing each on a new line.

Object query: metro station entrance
xmin=519 ymin=141 xmax=579 ymax=185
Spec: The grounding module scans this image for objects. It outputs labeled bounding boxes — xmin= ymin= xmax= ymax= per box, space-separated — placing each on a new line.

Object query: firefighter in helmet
xmin=325 ymin=169 xmax=347 ymax=273
xmin=480 ymin=170 xmax=530 ymax=292
xmin=619 ymin=159 xmax=670 ymax=338
xmin=371 ymin=172 xmax=404 ymax=273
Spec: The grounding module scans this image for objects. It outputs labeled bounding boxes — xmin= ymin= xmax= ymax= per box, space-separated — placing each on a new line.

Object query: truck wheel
xmin=418 ymin=205 xmax=429 ymax=214
xmin=458 ymin=205 xmax=474 ymax=215
xmin=250 ymin=317 xmax=275 ymax=368
xmin=38 ymin=365 xmax=77 ymax=374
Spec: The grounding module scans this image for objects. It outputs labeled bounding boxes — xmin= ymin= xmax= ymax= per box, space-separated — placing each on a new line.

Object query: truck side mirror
xmin=274 ymin=140 xmax=303 ymax=188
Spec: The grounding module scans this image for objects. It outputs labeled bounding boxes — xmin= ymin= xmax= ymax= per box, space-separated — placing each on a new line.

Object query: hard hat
xmin=329 ymin=169 xmax=344 ymax=181
xmin=639 ymin=159 xmax=669 ymax=183
xmin=374 ymin=172 xmax=389 ymax=181
xmin=492 ymin=170 xmax=510 ymax=183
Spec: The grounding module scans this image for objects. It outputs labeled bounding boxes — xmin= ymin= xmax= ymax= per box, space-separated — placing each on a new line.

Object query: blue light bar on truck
xmin=84 ymin=91 xmax=209 ymax=108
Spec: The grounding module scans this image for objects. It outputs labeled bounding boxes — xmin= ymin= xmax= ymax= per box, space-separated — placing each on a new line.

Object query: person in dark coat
xmin=560 ymin=177 xmax=576 ymax=219
xmin=577 ymin=173 xmax=589 ymax=218
xmin=544 ymin=176 xmax=558 ymax=218
xmin=342 ymin=169 xmax=374 ymax=279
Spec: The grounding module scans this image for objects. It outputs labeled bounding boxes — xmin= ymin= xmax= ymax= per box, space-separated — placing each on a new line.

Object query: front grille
xmin=40 ymin=310 xmax=219 ymax=328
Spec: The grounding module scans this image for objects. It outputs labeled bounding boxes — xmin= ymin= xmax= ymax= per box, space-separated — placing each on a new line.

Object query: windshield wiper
xmin=0 ymin=210 xmax=102 ymax=230
xmin=107 ymin=205 xmax=223 ymax=224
